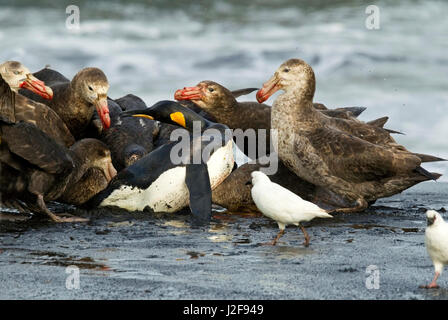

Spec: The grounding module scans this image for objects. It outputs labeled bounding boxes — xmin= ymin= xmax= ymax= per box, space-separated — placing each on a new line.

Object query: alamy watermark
xmin=66 ymin=5 xmax=80 ymax=30
xmin=365 ymin=5 xmax=380 ymax=30
xmin=169 ymin=123 xmax=279 ymax=175
xmin=365 ymin=265 xmax=380 ymax=289
xmin=65 ymin=265 xmax=80 ymax=290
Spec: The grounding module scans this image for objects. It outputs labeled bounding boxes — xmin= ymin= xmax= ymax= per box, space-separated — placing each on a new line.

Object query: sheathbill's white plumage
xmin=420 ymin=210 xmax=448 ymax=289
xmin=249 ymin=171 xmax=332 ymax=246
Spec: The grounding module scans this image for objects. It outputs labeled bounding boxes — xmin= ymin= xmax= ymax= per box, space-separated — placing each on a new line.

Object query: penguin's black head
xmin=121 ymin=100 xmax=209 ymax=131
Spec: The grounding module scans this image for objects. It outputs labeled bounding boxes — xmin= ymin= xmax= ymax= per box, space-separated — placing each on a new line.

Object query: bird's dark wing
xmin=313 ymin=104 xmax=366 ymax=117
xmin=13 ymin=95 xmax=75 ymax=147
xmin=324 ymin=115 xmax=398 ymax=147
xmin=1 ymin=121 xmax=73 ymax=175
xmin=302 ymin=127 xmax=421 ymax=183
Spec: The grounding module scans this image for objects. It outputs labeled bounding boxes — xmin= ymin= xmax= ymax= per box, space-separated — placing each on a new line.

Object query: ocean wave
xmin=1 ymin=0 xmax=447 ymax=181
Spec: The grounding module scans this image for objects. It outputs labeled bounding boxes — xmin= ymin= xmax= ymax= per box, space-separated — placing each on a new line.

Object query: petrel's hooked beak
xmin=174 ymin=86 xmax=204 ymax=101
xmin=94 ymin=98 xmax=111 ymax=129
xmin=19 ymin=74 xmax=53 ymax=100
xmin=256 ymin=74 xmax=281 ymax=103
xmin=104 ymin=160 xmax=117 ymax=182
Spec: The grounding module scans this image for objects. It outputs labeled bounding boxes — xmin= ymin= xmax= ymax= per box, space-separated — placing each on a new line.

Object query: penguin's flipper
xmin=185 ymin=163 xmax=212 ymax=226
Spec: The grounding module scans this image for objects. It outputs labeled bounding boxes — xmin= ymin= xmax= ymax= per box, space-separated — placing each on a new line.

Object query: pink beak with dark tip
xmin=106 ymin=161 xmax=117 ymax=182
xmin=95 ymin=98 xmax=111 ymax=130
xmin=19 ymin=74 xmax=53 ymax=100
xmin=256 ymin=76 xmax=281 ymax=103
xmin=174 ymin=86 xmax=204 ymax=101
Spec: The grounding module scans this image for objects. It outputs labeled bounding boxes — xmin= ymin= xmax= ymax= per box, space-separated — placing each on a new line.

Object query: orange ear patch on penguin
xmin=170 ymin=112 xmax=186 ymax=128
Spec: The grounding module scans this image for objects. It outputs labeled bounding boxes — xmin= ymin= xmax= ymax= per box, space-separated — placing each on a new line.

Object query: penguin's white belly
xmin=99 ymin=140 xmax=234 ymax=212
xmin=207 ymin=140 xmax=235 ymax=190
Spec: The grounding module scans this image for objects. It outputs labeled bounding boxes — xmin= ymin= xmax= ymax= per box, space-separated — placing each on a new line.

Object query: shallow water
xmin=1 ymin=0 xmax=447 ymax=179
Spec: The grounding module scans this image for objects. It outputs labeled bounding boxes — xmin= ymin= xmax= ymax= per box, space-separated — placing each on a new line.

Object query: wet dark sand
xmin=0 ymin=182 xmax=447 ymax=300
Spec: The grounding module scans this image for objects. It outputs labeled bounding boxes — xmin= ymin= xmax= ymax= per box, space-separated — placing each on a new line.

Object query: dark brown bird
xmin=0 ymin=121 xmax=116 ymax=222
xmin=0 ymin=74 xmax=116 ymax=221
xmin=58 ymin=167 xmax=111 ymax=206
xmin=256 ymin=58 xmax=444 ymax=212
xmin=174 ymin=80 xmax=368 ymax=158
xmin=56 ymin=138 xmax=117 ymax=207
xmin=20 ymin=67 xmax=111 ymax=139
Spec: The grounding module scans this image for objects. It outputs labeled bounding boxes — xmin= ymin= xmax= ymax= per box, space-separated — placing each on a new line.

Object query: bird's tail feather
xmin=414 ymin=153 xmax=447 ymax=163
xmin=317 ymin=210 xmax=333 ymax=219
xmin=415 ymin=166 xmax=439 ymax=181
xmin=367 ymin=116 xmax=388 ymax=128
xmin=343 ymin=106 xmax=366 ymax=117
xmin=385 ymin=128 xmax=404 ymax=135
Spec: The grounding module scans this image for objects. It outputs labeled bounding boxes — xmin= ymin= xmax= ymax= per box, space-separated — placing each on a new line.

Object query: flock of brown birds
xmin=1 ymin=57 xmax=447 ymax=290
xmin=0 ymin=58 xmax=445 ymax=226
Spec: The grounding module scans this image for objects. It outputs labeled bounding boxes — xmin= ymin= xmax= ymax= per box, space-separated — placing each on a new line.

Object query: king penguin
xmin=88 ymin=101 xmax=234 ymax=225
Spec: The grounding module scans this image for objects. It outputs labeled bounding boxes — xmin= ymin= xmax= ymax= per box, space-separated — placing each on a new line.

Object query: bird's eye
xmin=13 ymin=71 xmax=20 ymax=75
xmin=88 ymin=85 xmax=93 ymax=91
xmin=283 ymin=68 xmax=290 ymax=73
xmin=208 ymin=88 xmax=214 ymax=93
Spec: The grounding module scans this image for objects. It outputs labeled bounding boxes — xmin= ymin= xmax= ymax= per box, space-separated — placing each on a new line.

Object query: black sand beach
xmin=1 ymin=181 xmax=447 ymax=300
